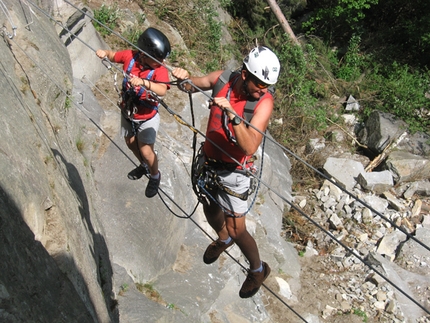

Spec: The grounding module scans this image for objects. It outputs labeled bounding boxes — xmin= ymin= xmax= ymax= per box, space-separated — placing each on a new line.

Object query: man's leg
xmin=203 ymin=201 xmax=229 ymax=240
xmin=225 ymin=215 xmax=261 ymax=270
xmin=225 ymin=214 xmax=270 ymax=298
xmin=202 ymin=201 xmax=234 ymax=264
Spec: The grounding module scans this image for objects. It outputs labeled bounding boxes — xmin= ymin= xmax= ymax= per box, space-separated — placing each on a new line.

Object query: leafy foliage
xmin=302 ymin=0 xmax=378 ymax=40
xmin=238 ymin=1 xmax=429 ymax=134
xmin=153 ymin=0 xmax=229 ymax=72
xmin=93 ymin=4 xmax=120 ymax=36
xmin=364 ymin=63 xmax=430 ymax=133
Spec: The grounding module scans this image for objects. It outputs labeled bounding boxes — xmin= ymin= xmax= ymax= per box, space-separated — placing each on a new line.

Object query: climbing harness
xmin=119 ymin=53 xmax=158 ymax=121
xmin=190 ymin=69 xmax=269 ymax=213
xmin=193 ymin=149 xmax=256 ymax=201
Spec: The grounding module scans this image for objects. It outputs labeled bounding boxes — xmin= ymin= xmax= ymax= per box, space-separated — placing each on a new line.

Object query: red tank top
xmin=203 ymin=75 xmax=272 ymax=167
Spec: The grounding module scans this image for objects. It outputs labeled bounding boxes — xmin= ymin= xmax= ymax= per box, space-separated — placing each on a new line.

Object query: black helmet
xmin=137 ymin=27 xmax=171 ymax=60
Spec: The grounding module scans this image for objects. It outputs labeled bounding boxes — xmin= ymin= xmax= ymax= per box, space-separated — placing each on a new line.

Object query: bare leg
xmin=124 ymin=135 xmax=143 ymax=164
xmin=225 ymin=215 xmax=261 ymax=270
xmin=139 ymin=142 xmax=158 ymax=176
xmin=203 ymin=200 xmax=229 ymax=241
xmin=203 ymin=201 xmax=261 ymax=270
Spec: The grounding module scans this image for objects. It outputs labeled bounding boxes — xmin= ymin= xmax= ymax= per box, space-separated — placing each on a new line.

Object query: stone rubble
xmin=297 ymin=109 xmax=430 ymax=321
xmin=296 ymin=175 xmax=430 ymax=322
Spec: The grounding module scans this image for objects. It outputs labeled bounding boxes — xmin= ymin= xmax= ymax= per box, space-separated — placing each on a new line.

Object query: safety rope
xmin=20 ymin=0 xmax=430 ymax=317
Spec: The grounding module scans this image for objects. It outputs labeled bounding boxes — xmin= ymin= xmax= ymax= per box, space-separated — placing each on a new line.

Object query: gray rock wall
xmin=0 ymin=1 xmax=114 ymax=322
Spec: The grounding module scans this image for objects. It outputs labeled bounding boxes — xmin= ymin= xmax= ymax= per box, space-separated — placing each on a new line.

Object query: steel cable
xmin=20 ymin=0 xmax=430 ymax=317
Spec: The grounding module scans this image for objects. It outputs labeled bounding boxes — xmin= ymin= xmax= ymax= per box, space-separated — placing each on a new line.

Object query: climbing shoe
xmin=145 ymin=172 xmax=161 ymax=198
xmin=127 ymin=164 xmax=149 ymax=180
xmin=239 ymin=261 xmax=271 ymax=299
xmin=203 ymin=238 xmax=234 ymax=264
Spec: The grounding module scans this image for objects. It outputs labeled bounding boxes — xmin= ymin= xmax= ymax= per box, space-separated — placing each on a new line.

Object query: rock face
xmin=0 ymin=0 xmax=114 ymax=322
xmin=0 ymin=1 xmax=297 ymax=322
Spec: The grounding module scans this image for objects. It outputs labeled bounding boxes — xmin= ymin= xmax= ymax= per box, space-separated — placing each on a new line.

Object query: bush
xmin=93 ymin=4 xmax=120 ymax=36
xmin=365 ymin=63 xmax=430 ymax=133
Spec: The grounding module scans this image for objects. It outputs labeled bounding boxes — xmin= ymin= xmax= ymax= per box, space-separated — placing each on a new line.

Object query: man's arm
xmin=172 ymin=68 xmax=222 ymax=92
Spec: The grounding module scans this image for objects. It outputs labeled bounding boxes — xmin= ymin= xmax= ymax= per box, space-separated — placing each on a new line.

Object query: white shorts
xmin=216 ymin=170 xmax=250 ymax=215
xmin=121 ymin=113 xmax=160 ymax=144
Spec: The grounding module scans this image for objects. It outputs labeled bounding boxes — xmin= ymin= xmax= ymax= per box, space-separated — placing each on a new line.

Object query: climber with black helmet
xmin=172 ymin=46 xmax=280 ymax=298
xmin=96 ymin=27 xmax=171 ymax=198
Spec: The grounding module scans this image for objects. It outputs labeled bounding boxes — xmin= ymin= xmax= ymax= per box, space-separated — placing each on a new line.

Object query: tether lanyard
xmin=222 ymin=76 xmax=239 ymax=144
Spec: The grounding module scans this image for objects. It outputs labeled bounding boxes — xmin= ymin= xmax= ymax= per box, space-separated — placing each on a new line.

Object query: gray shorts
xmin=121 ymin=113 xmax=160 ymax=144
xmin=216 ymin=170 xmax=250 ymax=215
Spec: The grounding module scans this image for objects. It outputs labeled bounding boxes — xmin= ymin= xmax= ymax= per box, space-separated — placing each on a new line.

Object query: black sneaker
xmin=203 ymin=239 xmax=234 ymax=264
xmin=239 ymin=262 xmax=271 ymax=298
xmin=145 ymin=172 xmax=161 ymax=198
xmin=127 ymin=164 xmax=149 ymax=180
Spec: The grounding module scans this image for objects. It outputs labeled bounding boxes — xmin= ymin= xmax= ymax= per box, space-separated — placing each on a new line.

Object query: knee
xmin=140 ymin=144 xmax=155 ymax=158
xmin=226 ymin=224 xmax=247 ymax=241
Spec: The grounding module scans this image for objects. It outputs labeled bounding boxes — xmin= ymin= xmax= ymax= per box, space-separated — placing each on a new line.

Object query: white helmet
xmin=243 ymin=46 xmax=280 ymax=85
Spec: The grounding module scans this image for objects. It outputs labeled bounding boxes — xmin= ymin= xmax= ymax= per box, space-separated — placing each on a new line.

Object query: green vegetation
xmin=123 ymin=13 xmax=146 ymax=46
xmin=136 ymin=282 xmax=161 ymax=302
xmin=76 ymin=137 xmax=85 ymax=153
xmin=153 ymin=0 xmax=234 ymax=72
xmin=352 ymin=308 xmax=368 ymax=322
xmin=135 ymin=281 xmax=186 ymax=314
xmin=93 ymin=4 xmax=120 ymax=36
xmin=118 ymin=283 xmax=129 ymax=296
xmin=64 ymin=96 xmax=71 ymax=110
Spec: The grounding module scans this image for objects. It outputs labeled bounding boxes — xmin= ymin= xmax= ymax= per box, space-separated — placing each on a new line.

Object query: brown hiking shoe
xmin=239 ymin=261 xmax=271 ymax=298
xmin=203 ymin=239 xmax=234 ymax=264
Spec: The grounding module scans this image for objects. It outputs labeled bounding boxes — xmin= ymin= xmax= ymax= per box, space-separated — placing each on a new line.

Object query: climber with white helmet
xmin=172 ymin=46 xmax=280 ymax=298
xmin=96 ymin=27 xmax=171 ymax=198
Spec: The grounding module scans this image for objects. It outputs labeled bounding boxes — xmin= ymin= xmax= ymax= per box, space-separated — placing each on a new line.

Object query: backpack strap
xmin=122 ymin=53 xmax=140 ymax=91
xmin=212 ymin=70 xmax=274 ymax=123
xmin=212 ymin=70 xmax=237 ymax=98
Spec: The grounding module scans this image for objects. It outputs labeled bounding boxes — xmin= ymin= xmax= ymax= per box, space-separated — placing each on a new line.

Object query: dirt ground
xmin=261 ymin=256 xmax=378 ymax=323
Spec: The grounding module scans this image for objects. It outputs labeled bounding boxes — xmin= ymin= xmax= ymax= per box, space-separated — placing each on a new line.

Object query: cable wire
xmin=20 ymin=0 xmax=430 ymax=317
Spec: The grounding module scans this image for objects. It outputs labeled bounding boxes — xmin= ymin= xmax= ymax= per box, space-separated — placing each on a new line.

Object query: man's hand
xmin=213 ymin=97 xmax=235 ymax=119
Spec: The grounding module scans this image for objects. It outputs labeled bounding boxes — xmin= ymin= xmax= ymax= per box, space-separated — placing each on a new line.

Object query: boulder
xmin=384 ymin=151 xmax=430 ymax=183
